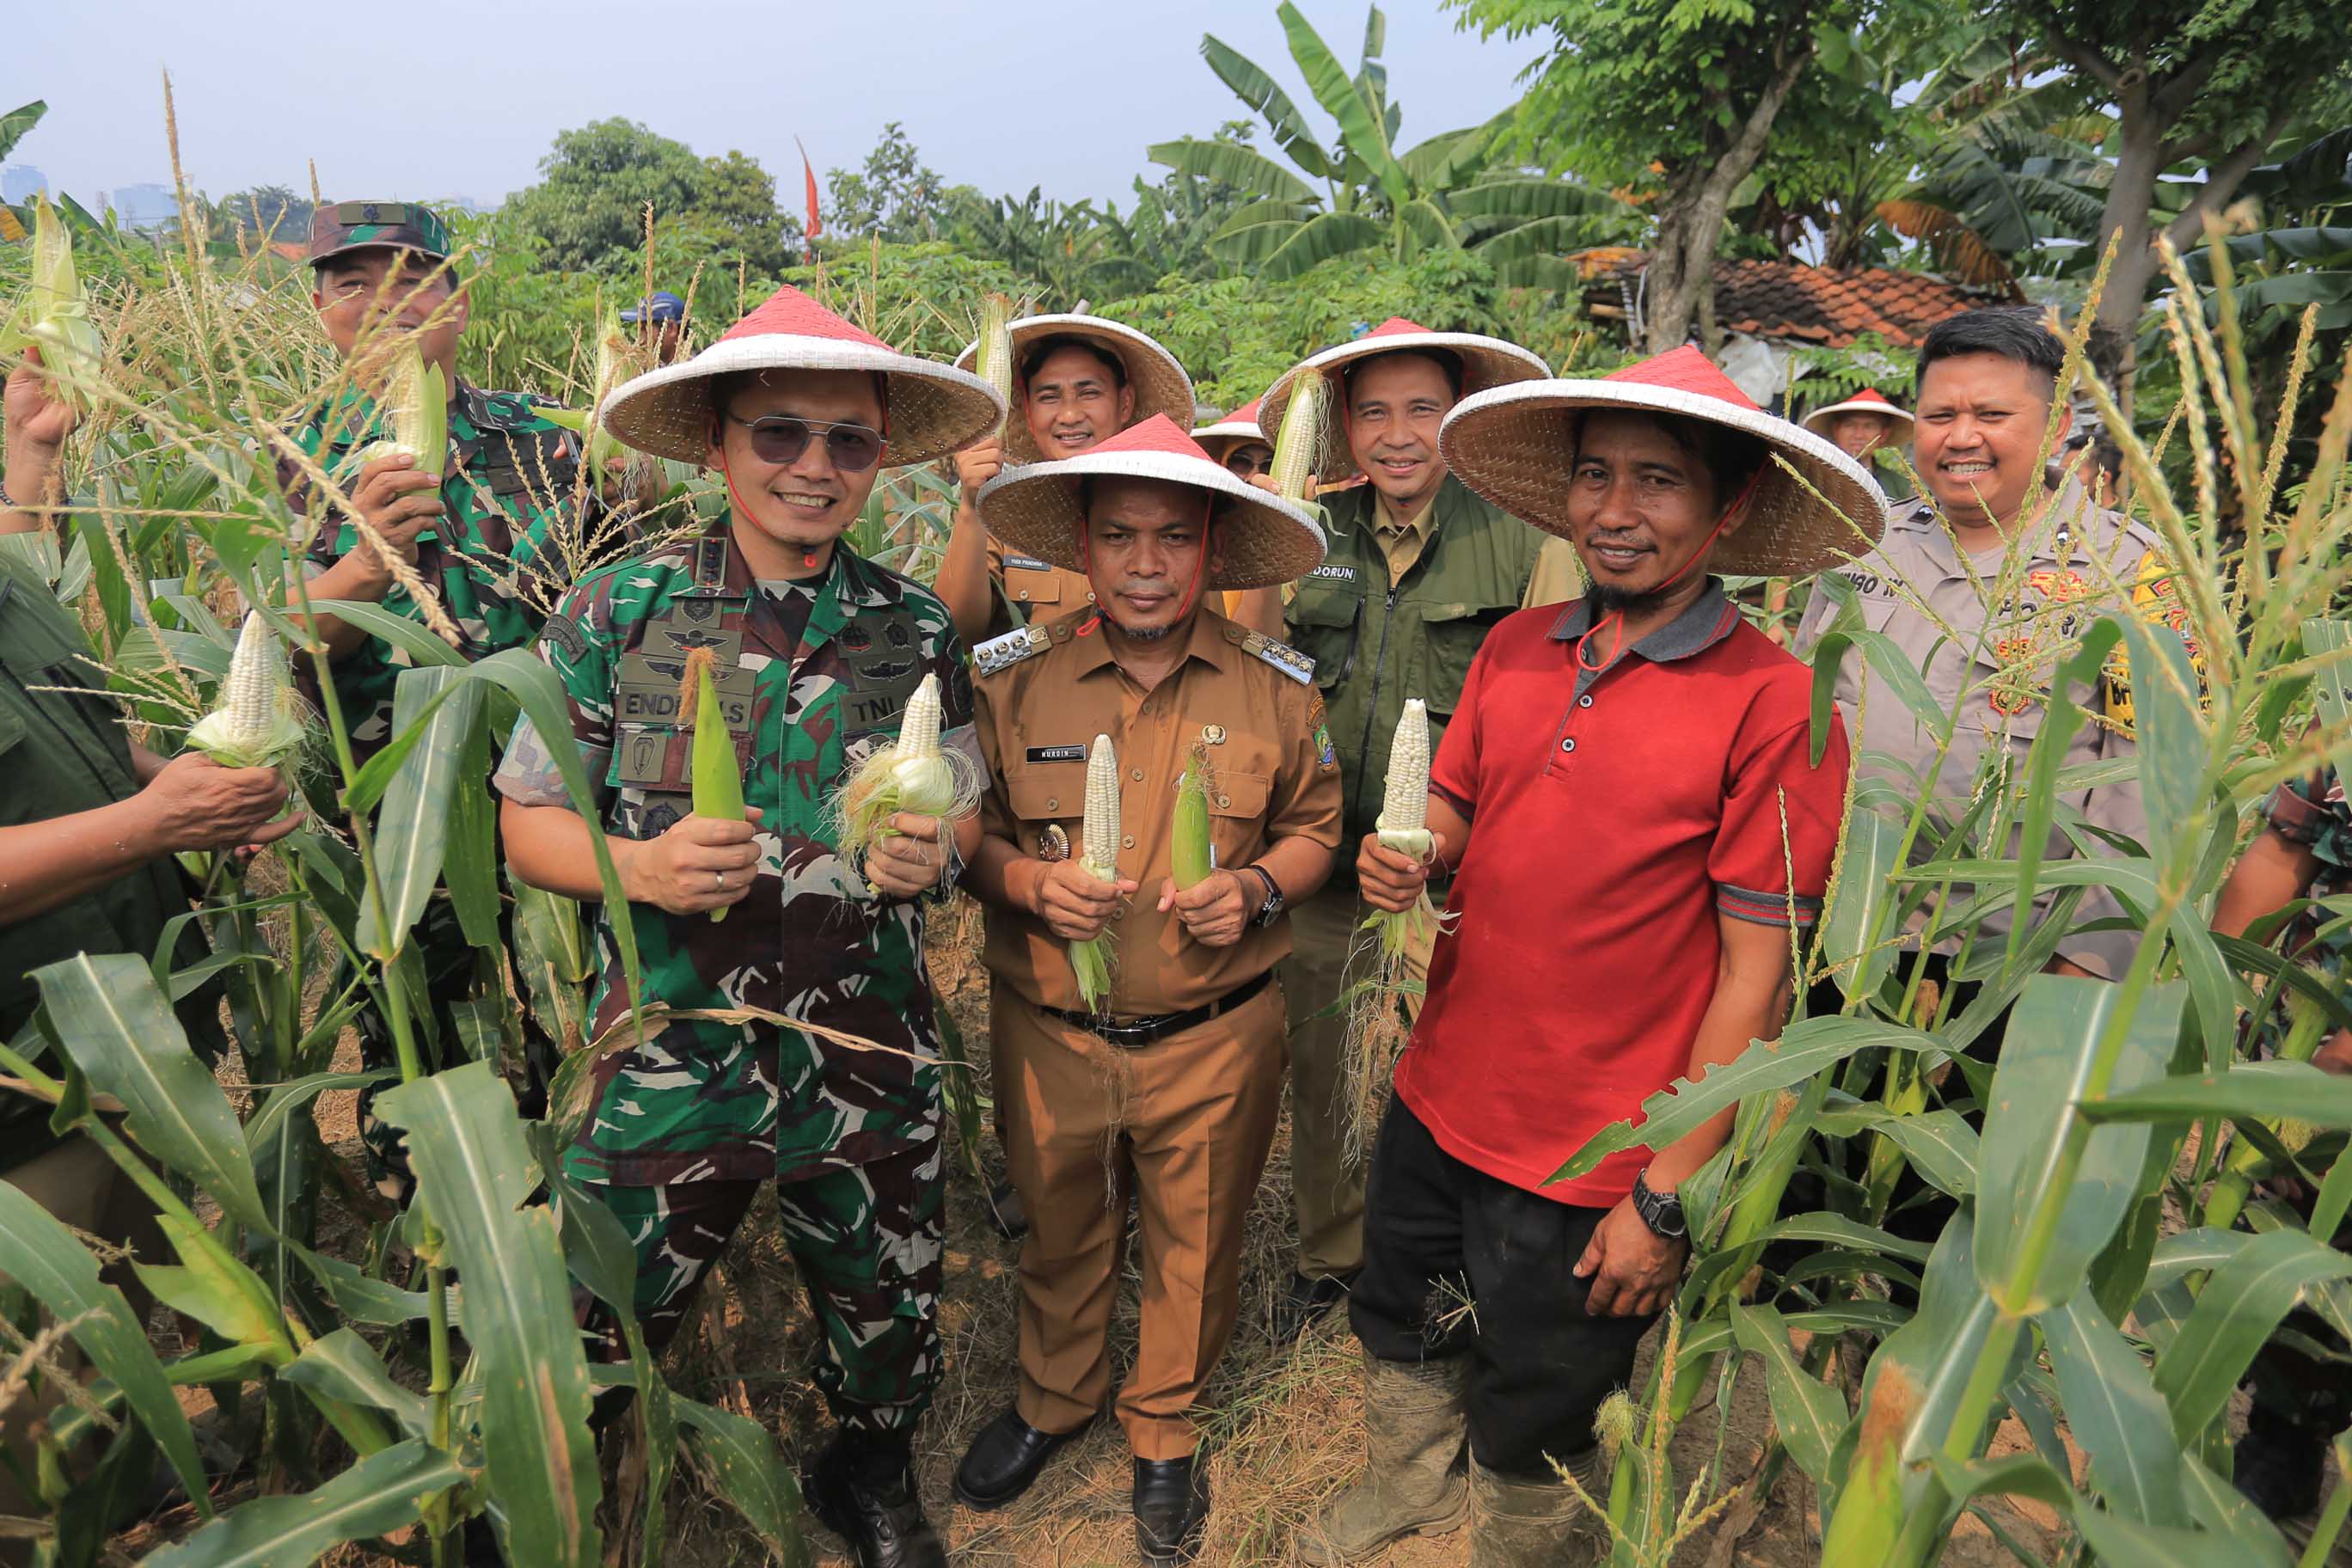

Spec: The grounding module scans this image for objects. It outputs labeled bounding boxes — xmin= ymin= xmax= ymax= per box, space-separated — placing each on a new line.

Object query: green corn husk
xmin=681 ymin=647 xmax=748 ymax=923
xmin=975 ymin=292 xmax=1014 ymax=441
xmin=1172 ymin=743 xmax=1214 ymax=891
xmin=830 ymin=672 xmax=983 ymax=890
xmin=1339 ymin=699 xmax=1448 ymax=1160
xmin=1 ymin=193 xmax=105 ymax=411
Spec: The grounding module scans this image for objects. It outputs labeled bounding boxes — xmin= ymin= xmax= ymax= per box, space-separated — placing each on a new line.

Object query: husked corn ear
xmin=1375 ymin=699 xmax=1434 ymax=861
xmin=1271 ymin=370 xmax=1327 ymax=505
xmin=976 ymin=293 xmax=1014 ymax=439
xmin=187 ymin=612 xmax=306 ymax=769
xmin=1081 ymin=734 xmax=1120 ymax=881
xmin=897 ymin=672 xmax=942 ymax=763
xmin=682 ymin=646 xmax=748 ymax=922
xmin=829 ymin=672 xmax=981 ymax=879
xmin=1172 ymin=743 xmax=1213 ymax=891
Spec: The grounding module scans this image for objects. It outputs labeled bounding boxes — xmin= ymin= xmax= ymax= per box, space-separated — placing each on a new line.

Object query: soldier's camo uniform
xmin=285 ymin=383 xmax=591 ymax=1187
xmin=497 ymin=529 xmax=977 ymax=1432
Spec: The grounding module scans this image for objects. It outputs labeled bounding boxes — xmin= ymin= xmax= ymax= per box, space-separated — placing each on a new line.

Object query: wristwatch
xmin=1245 ymin=864 xmax=1286 ymax=928
xmin=1631 ymin=1169 xmax=1687 ymax=1240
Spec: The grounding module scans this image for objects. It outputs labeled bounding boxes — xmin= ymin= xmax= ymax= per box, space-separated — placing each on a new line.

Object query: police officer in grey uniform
xmin=1792 ymin=306 xmax=2194 ymax=988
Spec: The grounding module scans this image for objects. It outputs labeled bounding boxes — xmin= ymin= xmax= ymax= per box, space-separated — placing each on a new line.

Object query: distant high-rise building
xmin=108 ymin=182 xmax=179 ymax=231
xmin=1 ymin=166 xmax=46 ymax=204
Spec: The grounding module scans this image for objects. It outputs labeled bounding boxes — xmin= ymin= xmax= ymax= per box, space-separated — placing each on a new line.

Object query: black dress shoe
xmin=986 ymin=1175 xmax=1029 ymax=1239
xmin=1133 ymin=1453 xmax=1210 ymax=1565
xmin=1271 ymin=1270 xmax=1356 ymax=1340
xmin=953 ymin=1407 xmax=1093 ymax=1510
xmin=802 ymin=1431 xmax=947 ymax=1568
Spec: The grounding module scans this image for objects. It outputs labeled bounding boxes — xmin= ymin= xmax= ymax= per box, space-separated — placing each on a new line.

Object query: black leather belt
xmin=1042 ymin=971 xmax=1271 ymax=1049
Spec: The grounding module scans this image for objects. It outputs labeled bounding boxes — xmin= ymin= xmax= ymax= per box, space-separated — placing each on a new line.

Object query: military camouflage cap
xmin=308 ymin=199 xmax=452 ymax=266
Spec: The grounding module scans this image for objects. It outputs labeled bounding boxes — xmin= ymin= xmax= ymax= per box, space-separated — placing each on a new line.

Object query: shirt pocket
xmin=1285 ymin=583 xmax=1362 ymax=692
xmin=1416 ymin=600 xmax=1514 ymax=718
xmin=1004 ymin=764 xmax=1087 ymax=861
xmin=1203 ymin=769 xmax=1271 ymax=872
xmin=1001 ymin=559 xmax=1073 ymax=611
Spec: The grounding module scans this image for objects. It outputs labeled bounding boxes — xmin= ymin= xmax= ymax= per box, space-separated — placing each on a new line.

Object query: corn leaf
xmin=2038 ymin=1289 xmax=2187 ymax=1526
xmin=280 ymin=1328 xmax=432 ymax=1441
xmin=2073 ymin=1059 xmax=2352 ymax=1127
xmin=358 ymin=668 xmax=486 ymax=962
xmin=0 ymin=1180 xmax=211 ymax=1514
xmin=674 ymin=1395 xmax=813 ymax=1568
xmin=142 ymin=1438 xmax=463 ymax=1568
xmin=2153 ymin=1227 xmax=2352 ymax=1445
xmin=1973 ymin=977 xmax=2184 ymax=1314
xmin=32 ymin=952 xmax=269 ymax=1231
xmin=376 ymin=1061 xmax=603 ymax=1568
xmin=1729 ymin=1302 xmax=1849 ymax=1489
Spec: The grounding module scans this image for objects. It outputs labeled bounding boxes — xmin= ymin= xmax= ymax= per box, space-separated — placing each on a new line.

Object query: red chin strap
xmin=717 ymin=453 xmax=823 ymax=573
xmin=1074 ymin=499 xmax=1215 ymax=639
xmin=1577 ymin=466 xmax=1765 ymax=674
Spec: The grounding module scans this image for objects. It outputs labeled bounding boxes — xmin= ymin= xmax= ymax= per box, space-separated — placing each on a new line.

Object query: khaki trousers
xmin=1278 ymin=883 xmax=1432 ymax=1281
xmin=992 ymin=979 xmax=1285 ymax=1461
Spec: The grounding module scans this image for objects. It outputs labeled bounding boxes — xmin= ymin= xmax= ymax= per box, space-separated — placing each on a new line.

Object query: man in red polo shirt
xmin=1296 ymin=347 xmax=1883 ymax=1567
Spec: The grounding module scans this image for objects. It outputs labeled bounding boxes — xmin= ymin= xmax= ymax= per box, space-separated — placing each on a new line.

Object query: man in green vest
xmin=1253 ymin=320 xmax=1577 ymax=1334
xmin=0 ymin=352 xmax=300 ymax=1546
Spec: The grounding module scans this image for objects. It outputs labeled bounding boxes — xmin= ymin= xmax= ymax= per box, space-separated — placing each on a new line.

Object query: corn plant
xmin=0 ymin=141 xmax=809 ymax=1567
xmin=1561 ymin=242 xmax=2352 ymax=1563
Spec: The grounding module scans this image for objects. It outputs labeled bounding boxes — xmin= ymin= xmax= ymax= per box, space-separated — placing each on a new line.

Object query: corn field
xmin=4 ymin=128 xmax=2352 ymax=1568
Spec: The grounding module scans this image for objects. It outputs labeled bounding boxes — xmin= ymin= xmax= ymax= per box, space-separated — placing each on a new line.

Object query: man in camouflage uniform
xmin=497 ymin=285 xmax=1004 ymax=1568
xmin=2214 ymin=768 xmax=2352 ymax=1522
xmin=285 ymin=201 xmax=611 ymax=1189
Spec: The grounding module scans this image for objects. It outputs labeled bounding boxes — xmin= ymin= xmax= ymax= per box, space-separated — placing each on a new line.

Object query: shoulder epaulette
xmin=975 ymin=624 xmax=1052 ymax=677
xmin=1234 ymin=627 xmax=1316 ymax=685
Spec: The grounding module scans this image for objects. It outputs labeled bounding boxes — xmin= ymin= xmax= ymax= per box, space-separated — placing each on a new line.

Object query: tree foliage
xmin=504 ymin=118 xmax=795 ymax=276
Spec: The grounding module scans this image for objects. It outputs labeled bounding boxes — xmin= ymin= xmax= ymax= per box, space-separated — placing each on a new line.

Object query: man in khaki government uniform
xmin=953 ymin=414 xmax=1338 ymax=1565
xmin=1792 ymin=305 xmax=2196 ymax=987
xmin=937 ymin=313 xmax=1196 ymax=641
xmin=1253 ymin=318 xmax=1578 ymax=1333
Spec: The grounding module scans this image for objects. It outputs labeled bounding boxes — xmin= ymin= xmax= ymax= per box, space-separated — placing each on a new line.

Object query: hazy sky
xmin=8 ymin=1 xmax=1547 ymax=211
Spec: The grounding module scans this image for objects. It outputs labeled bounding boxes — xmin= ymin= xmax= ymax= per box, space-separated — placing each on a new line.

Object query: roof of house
xmin=1576 ymin=249 xmax=2015 ymax=349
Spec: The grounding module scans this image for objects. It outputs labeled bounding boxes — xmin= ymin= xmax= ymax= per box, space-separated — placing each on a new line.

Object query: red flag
xmin=797 ymin=137 xmax=823 ymax=260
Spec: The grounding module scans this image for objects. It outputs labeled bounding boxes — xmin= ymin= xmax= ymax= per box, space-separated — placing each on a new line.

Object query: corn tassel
xmin=1340 ymin=699 xmax=1447 ymax=1161
xmin=187 ymin=611 xmax=308 ymax=769
xmin=1069 ymin=732 xmax=1120 ymax=1011
xmin=680 ymin=647 xmax=748 ymax=923
xmin=975 ymin=293 xmax=1014 ymax=443
xmin=0 ymin=194 xmax=104 ymax=411
xmin=830 ymin=672 xmax=983 ymax=890
xmin=1271 ymin=369 xmax=1328 ymax=513
xmin=1171 ymin=743 xmax=1214 ymax=891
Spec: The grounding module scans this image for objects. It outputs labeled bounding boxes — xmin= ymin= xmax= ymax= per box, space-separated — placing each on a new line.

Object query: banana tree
xmin=1148 ymin=3 xmax=1632 ymax=283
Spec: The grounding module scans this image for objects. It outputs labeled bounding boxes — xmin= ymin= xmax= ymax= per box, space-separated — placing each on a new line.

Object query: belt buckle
xmin=1087 ymin=1013 xmax=1161 ymax=1048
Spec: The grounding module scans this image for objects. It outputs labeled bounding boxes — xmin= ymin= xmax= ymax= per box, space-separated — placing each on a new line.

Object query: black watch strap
xmin=1246 ymin=864 xmax=1284 ymax=926
xmin=1632 ymin=1170 xmax=1687 ymax=1240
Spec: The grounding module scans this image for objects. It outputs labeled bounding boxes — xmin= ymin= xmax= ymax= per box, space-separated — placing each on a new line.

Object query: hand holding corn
xmin=865 ymin=812 xmax=954 ymax=901
xmin=3 ymin=348 xmax=77 ymax=506
xmin=1032 ymin=856 xmax=1136 ymax=942
xmin=134 ymin=753 xmax=301 ymax=855
xmin=619 ymin=807 xmax=766 ymax=917
xmin=342 ymin=454 xmax=444 ymax=580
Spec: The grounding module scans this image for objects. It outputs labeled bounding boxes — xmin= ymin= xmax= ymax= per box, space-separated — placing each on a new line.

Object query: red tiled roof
xmin=1581 ymin=253 xmax=2015 ymax=349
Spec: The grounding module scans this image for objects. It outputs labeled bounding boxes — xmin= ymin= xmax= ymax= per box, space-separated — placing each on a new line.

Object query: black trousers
xmin=1350 ymin=1097 xmax=1655 ymax=1476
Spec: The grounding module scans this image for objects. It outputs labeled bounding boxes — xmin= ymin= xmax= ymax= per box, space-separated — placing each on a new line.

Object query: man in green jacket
xmin=1253 ymin=320 xmax=1575 ymax=1332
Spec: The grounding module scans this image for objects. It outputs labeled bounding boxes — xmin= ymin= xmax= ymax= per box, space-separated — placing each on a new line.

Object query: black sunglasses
xmin=724 ymin=413 xmax=885 ymax=473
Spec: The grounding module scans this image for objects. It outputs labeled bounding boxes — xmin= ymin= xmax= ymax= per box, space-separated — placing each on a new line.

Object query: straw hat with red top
xmin=952 ymin=313 xmax=1197 ymax=462
xmin=1438 ymin=345 xmax=1889 ymax=578
xmin=1254 ymin=318 xmax=1549 ymax=483
xmin=1191 ymin=397 xmax=1266 ymax=448
xmin=976 ymin=414 xmax=1326 ymax=591
xmin=1800 ymin=386 xmax=1914 ymax=438
xmin=599 ymin=284 xmax=1006 ymax=467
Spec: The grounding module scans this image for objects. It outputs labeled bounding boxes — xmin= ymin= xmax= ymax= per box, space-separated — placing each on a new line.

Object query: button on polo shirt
xmin=1393 ymin=579 xmax=1852 ymax=1208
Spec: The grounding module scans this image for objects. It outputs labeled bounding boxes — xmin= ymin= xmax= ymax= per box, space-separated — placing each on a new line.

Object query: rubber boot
xmin=1467 ymin=1448 xmax=1606 ymax=1568
xmin=1295 ymin=1352 xmax=1469 ymax=1565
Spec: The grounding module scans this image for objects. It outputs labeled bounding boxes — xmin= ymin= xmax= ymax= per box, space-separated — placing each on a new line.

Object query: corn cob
xmin=681 ymin=646 xmax=748 ymax=923
xmin=975 ymin=293 xmax=1014 ymax=442
xmin=349 ymin=340 xmax=448 ymax=482
xmin=0 ymin=194 xmax=104 ymax=411
xmin=1171 ymin=743 xmax=1215 ymax=891
xmin=583 ymin=308 xmax=631 ymax=473
xmin=1271 ymin=369 xmax=1327 ymax=507
xmin=187 ymin=611 xmax=307 ymax=769
xmin=1339 ymin=698 xmax=1449 ymax=1161
xmin=831 ymin=671 xmax=982 ymax=884
xmin=1070 ymin=732 xmax=1119 ymax=1010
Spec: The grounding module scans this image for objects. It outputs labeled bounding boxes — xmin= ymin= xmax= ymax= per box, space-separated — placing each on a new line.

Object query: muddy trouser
xmin=991 ymin=978 xmax=1286 ymax=1461
xmin=1349 ymin=1097 xmax=1652 ymax=1475
xmin=1280 ymin=882 xmax=1435 ymax=1283
xmin=585 ymin=1138 xmax=946 ymax=1435
xmin=353 ymin=889 xmax=560 ymax=1199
